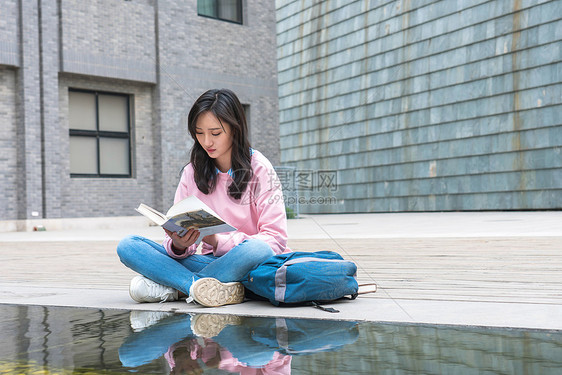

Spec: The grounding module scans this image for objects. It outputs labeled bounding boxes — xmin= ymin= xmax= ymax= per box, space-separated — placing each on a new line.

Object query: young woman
xmin=117 ymin=89 xmax=289 ymax=307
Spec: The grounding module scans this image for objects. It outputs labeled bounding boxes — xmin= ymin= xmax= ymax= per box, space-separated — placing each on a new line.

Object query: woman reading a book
xmin=117 ymin=89 xmax=289 ymax=307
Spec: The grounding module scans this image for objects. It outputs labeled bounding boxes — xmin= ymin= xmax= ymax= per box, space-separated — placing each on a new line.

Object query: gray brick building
xmin=277 ymin=0 xmax=562 ymax=213
xmin=0 ymin=0 xmax=279 ymax=220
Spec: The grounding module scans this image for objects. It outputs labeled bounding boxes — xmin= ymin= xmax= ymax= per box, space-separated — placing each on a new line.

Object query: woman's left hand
xmin=164 ymin=228 xmax=199 ymax=253
xmin=202 ymin=234 xmax=218 ymax=248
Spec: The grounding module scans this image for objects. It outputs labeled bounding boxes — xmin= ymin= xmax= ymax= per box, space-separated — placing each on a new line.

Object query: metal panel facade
xmin=277 ymin=0 xmax=562 ymax=212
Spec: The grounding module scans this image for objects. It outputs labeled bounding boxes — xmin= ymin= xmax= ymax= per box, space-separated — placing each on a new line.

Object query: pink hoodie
xmin=164 ymin=149 xmax=290 ymax=257
xmin=165 ymin=338 xmax=292 ymax=375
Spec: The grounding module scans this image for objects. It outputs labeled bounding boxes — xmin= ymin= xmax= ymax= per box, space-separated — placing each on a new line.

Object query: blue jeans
xmin=119 ymin=313 xmax=278 ymax=368
xmin=117 ymin=235 xmax=275 ymax=295
xmin=119 ymin=314 xmax=193 ymax=367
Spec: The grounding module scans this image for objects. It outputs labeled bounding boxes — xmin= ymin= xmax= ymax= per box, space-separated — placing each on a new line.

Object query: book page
xmin=135 ymin=204 xmax=167 ymax=226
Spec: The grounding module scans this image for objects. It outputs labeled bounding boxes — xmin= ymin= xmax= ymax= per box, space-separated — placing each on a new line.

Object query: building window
xmin=68 ymin=89 xmax=132 ymax=177
xmin=197 ymin=0 xmax=242 ymax=24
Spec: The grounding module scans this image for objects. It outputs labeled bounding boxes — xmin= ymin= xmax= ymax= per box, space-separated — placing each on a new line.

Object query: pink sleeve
xmin=213 ymin=163 xmax=288 ymax=256
xmin=200 ymin=340 xmax=222 ymax=362
xmin=163 ymin=236 xmax=198 ymax=259
xmin=219 ymin=351 xmax=292 ymax=375
xmin=260 ymin=352 xmax=292 ymax=375
xmin=163 ymin=166 xmax=198 ymax=259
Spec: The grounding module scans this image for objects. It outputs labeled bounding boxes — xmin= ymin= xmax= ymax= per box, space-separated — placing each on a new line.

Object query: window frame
xmin=197 ymin=0 xmax=243 ymax=25
xmin=68 ymin=88 xmax=132 ymax=178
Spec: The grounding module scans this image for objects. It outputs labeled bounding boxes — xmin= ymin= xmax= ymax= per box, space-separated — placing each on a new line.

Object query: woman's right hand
xmin=164 ymin=228 xmax=200 ymax=253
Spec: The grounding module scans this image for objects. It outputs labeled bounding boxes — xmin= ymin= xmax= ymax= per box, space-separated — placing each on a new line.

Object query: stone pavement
xmin=0 ymin=211 xmax=561 ymax=330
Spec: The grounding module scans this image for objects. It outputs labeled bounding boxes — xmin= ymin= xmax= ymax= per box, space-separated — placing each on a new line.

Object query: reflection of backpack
xmin=243 ymin=251 xmax=364 ymax=311
xmin=249 ymin=317 xmax=359 ymax=355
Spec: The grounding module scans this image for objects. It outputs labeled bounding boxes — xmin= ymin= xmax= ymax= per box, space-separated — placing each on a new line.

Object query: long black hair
xmin=187 ymin=89 xmax=253 ymax=200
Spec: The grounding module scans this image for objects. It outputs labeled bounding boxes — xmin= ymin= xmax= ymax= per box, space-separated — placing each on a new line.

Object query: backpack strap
xmin=310 ymin=283 xmax=378 ymax=312
xmin=275 ymin=318 xmax=289 ymax=349
xmin=311 ymin=301 xmax=340 ymax=313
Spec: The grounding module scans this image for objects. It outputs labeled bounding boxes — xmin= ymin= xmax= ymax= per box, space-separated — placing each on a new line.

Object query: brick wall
xmin=61 ymin=0 xmax=157 ymax=83
xmin=154 ymin=0 xmax=280 ymax=208
xmin=0 ymin=0 xmax=279 ymax=220
xmin=0 ymin=68 xmax=18 ymax=219
xmin=0 ymin=0 xmax=18 ymax=66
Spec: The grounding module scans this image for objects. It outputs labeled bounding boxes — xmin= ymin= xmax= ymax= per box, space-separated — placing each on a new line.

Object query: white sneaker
xmin=129 ymin=275 xmax=179 ymax=303
xmin=188 ymin=278 xmax=244 ymax=307
xmin=130 ymin=310 xmax=174 ymax=332
xmin=191 ymin=313 xmax=243 ymax=337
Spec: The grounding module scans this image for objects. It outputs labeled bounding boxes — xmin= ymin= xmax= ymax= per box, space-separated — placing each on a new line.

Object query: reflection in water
xmin=0 ymin=305 xmax=560 ymax=374
xmin=120 ymin=312 xmax=358 ymax=374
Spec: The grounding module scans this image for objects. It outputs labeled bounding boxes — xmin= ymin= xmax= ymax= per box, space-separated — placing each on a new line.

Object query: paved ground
xmin=0 ymin=211 xmax=561 ymax=330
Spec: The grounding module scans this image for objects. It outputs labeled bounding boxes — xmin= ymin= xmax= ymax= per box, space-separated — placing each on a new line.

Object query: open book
xmin=136 ymin=196 xmax=236 ymax=244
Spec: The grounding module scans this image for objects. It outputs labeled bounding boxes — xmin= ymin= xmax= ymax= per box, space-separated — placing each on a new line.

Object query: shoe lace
xmin=147 ymin=282 xmax=174 ymax=303
xmin=185 ymin=277 xmax=197 ymax=305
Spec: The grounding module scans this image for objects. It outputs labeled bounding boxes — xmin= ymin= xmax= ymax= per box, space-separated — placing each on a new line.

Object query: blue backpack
xmin=243 ymin=251 xmax=360 ymax=311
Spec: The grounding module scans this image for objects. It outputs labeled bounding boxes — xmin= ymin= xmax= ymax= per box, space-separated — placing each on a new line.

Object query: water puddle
xmin=0 ymin=304 xmax=560 ymax=374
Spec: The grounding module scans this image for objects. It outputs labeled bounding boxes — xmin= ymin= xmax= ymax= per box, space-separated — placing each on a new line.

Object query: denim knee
xmin=243 ymin=239 xmax=275 ymax=262
xmin=116 ymin=235 xmax=142 ymax=262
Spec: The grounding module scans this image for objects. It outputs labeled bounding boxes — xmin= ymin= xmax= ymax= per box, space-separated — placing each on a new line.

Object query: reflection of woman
xmin=119 ymin=312 xmax=291 ymax=374
xmin=117 ymin=89 xmax=289 ymax=307
xmin=166 ymin=339 xmax=205 ymax=375
xmin=166 ymin=338 xmax=291 ymax=375
xmin=119 ymin=312 xmax=359 ymax=374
